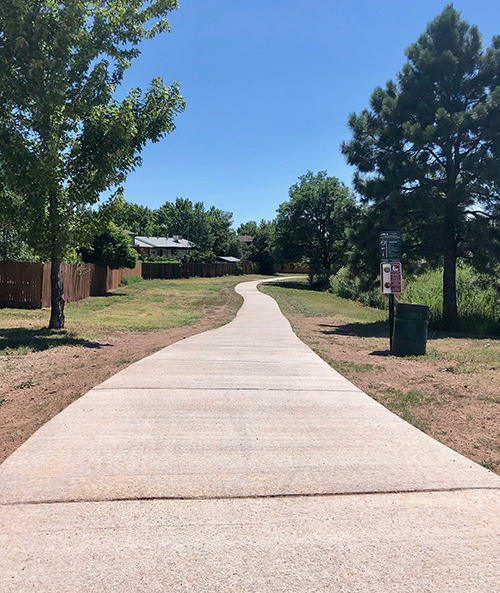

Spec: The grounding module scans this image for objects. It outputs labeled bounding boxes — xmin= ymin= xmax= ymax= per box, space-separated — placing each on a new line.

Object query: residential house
xmin=130 ymin=235 xmax=193 ymax=260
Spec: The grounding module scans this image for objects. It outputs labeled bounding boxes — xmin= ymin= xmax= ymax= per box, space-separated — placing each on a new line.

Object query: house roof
xmin=237 ymin=235 xmax=253 ymax=244
xmin=123 ymin=229 xmax=137 ymax=237
xmin=217 ymin=256 xmax=240 ymax=263
xmin=134 ymin=236 xmax=193 ymax=249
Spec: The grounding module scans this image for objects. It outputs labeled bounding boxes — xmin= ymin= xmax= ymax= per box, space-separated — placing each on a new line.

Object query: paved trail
xmin=1 ymin=279 xmax=499 ymax=592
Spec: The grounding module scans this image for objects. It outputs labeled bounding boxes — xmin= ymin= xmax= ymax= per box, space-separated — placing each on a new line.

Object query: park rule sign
xmin=380 ymin=262 xmax=402 ymax=294
xmin=379 ymin=231 xmax=401 ymax=262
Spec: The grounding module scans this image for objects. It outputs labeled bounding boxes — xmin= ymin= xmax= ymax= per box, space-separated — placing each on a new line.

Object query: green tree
xmin=206 ymin=206 xmax=238 ymax=256
xmin=235 ymin=221 xmax=258 ymax=261
xmin=248 ymin=220 xmax=276 ymax=275
xmin=0 ymin=0 xmax=185 ymax=328
xmin=113 ymin=201 xmax=156 ymax=237
xmin=81 ymin=223 xmax=138 ymax=269
xmin=236 ymin=221 xmax=258 ymax=237
xmin=274 ymin=171 xmax=359 ymax=287
xmin=155 ymin=198 xmax=212 ymax=251
xmin=341 ymin=5 xmax=500 ymax=325
xmin=155 ymin=198 xmax=238 ymax=258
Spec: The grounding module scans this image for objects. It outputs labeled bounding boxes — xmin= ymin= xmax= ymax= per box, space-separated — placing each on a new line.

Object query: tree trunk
xmin=49 ymin=256 xmax=65 ymax=329
xmin=442 ymin=205 xmax=458 ymax=327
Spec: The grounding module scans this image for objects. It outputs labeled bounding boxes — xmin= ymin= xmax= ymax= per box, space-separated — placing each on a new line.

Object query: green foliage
xmin=329 ymin=267 xmax=362 ymax=300
xmin=155 ymin=198 xmax=212 ymax=251
xmin=113 ymin=202 xmax=156 ymax=236
xmin=341 ymin=5 xmax=500 ymax=324
xmin=237 ymin=221 xmax=258 ymax=236
xmin=142 ymin=255 xmax=181 ymax=263
xmin=331 ymin=263 xmax=500 ymax=333
xmin=0 ymin=191 xmax=38 ymax=261
xmin=0 ymin=0 xmax=185 ymax=261
xmin=247 ymin=220 xmax=276 ymax=274
xmin=402 ymin=265 xmax=500 ymax=334
xmin=182 ymin=249 xmax=217 ymax=264
xmin=274 ymin=171 xmax=359 ymax=288
xmin=119 ymin=275 xmax=143 ymax=286
xmin=81 ymin=224 xmax=138 ymax=269
xmin=206 ymin=206 xmax=239 ymax=257
xmin=329 ymin=267 xmax=385 ymax=309
xmin=0 ymin=225 xmax=39 ymax=262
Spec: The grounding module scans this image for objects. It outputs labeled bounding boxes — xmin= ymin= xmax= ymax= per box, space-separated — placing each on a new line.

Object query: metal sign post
xmin=389 ymin=294 xmax=394 ymax=352
xmin=380 ymin=233 xmax=402 ymax=352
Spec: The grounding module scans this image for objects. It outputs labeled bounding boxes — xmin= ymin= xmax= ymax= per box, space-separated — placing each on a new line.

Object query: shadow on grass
xmin=87 ymin=292 xmax=129 ymax=298
xmin=318 ymin=320 xmax=389 ymax=339
xmin=0 ymin=327 xmax=105 ymax=355
xmin=266 ymin=280 xmax=310 ymax=291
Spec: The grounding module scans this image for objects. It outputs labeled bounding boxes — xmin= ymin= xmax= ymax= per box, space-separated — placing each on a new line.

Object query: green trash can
xmin=392 ymin=303 xmax=429 ymax=356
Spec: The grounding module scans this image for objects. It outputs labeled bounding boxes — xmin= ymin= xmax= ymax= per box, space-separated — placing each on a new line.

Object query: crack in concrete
xmin=2 ymin=486 xmax=499 ymax=508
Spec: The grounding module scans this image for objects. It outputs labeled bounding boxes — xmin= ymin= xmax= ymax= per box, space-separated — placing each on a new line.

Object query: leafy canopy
xmin=0 ymin=0 xmax=186 ymax=260
xmin=274 ymin=171 xmax=359 ymax=286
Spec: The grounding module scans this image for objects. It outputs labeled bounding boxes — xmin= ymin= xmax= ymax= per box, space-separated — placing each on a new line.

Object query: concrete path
xmin=1 ymin=279 xmax=499 ymax=592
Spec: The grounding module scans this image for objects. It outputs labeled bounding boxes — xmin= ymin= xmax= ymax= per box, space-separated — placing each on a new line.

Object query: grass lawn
xmin=0 ymin=275 xmax=265 ymax=357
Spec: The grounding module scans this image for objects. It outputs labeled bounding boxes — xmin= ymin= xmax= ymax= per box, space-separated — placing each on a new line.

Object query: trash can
xmin=392 ymin=303 xmax=429 ymax=356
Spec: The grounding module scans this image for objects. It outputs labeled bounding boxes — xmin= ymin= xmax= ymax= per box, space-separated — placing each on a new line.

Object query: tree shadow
xmin=0 ymin=327 xmax=107 ymax=355
xmin=318 ymin=320 xmax=389 ymax=339
xmin=427 ymin=329 xmax=500 ymax=341
xmin=90 ymin=292 xmax=128 ymax=298
xmin=267 ymin=280 xmax=311 ymax=291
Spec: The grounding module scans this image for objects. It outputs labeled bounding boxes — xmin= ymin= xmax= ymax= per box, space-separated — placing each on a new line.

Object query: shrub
xmin=119 ymin=274 xmax=143 ymax=286
xmin=82 ymin=224 xmax=138 ymax=269
xmin=402 ymin=264 xmax=500 ymax=334
xmin=329 ymin=267 xmax=361 ymax=300
xmin=330 ymin=268 xmax=386 ymax=309
xmin=141 ymin=255 xmax=180 ymax=263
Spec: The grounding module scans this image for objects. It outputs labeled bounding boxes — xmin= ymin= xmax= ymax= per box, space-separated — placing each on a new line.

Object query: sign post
xmin=380 ymin=232 xmax=402 ymax=352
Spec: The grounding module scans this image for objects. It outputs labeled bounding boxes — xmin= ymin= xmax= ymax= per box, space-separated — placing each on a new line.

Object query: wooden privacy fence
xmin=142 ymin=261 xmax=259 ymax=280
xmin=0 ymin=261 xmax=43 ymax=309
xmin=1 ymin=260 xmax=258 ymax=309
xmin=1 ymin=261 xmax=142 ymax=309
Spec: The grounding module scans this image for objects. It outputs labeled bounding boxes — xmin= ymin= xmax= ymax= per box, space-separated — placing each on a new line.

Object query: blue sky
xmin=117 ymin=0 xmax=500 ymax=229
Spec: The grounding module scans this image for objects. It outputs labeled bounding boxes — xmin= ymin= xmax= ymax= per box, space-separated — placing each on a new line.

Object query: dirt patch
xmin=0 ymin=305 xmax=233 ymax=464
xmin=286 ymin=312 xmax=500 ymax=474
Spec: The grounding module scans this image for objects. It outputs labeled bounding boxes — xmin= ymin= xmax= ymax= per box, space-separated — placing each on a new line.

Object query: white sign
xmin=380 ymin=262 xmax=402 ymax=294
